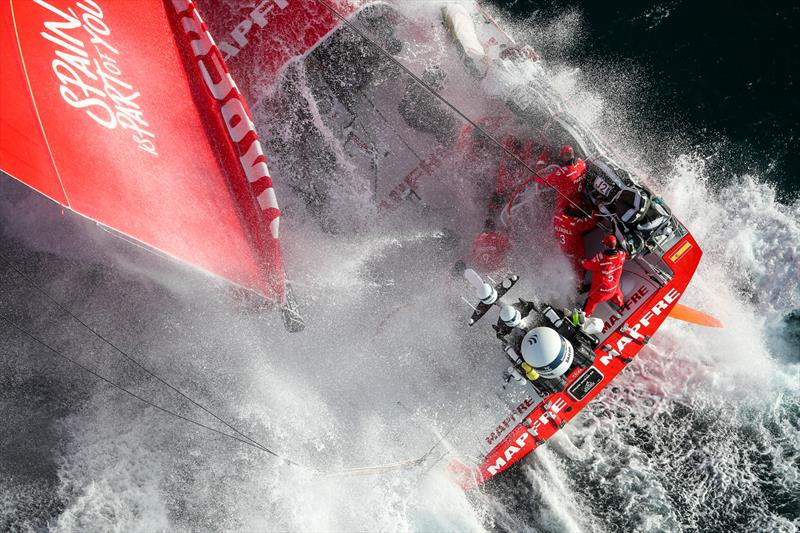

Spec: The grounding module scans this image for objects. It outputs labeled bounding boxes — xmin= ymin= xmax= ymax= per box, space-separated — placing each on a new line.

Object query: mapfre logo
xmin=486 ymin=397 xmax=568 ymax=476
xmin=527 ymin=396 xmax=567 ymax=434
xmin=487 ymin=432 xmax=529 ymax=476
xmin=34 ymin=0 xmax=158 ymax=155
xmin=599 ymin=287 xmax=681 ymax=365
xmin=172 ymin=0 xmax=280 ymax=237
xmin=218 ymin=0 xmax=289 ymax=60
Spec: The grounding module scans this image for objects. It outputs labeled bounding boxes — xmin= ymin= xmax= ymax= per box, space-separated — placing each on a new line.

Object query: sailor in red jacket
xmin=582 ymin=234 xmax=627 ymax=316
xmin=546 ymin=144 xmax=593 ymax=279
xmin=553 ymin=206 xmax=597 ymax=278
xmin=544 ymin=145 xmax=588 ymax=211
xmin=472 ymin=141 xmax=591 ymax=275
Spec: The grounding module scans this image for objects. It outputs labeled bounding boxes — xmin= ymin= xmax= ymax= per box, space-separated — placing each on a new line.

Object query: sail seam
xmin=8 ymin=0 xmax=71 ymax=208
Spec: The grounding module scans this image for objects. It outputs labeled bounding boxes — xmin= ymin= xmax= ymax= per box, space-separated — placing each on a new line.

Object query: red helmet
xmin=602 ymin=234 xmax=618 ymax=248
xmin=558 ymin=145 xmax=576 ymax=165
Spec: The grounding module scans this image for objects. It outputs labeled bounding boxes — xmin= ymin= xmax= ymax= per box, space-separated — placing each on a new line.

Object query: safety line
xmin=3 ymin=300 xmax=441 ymax=477
xmin=313 ymin=0 xmax=612 ymax=233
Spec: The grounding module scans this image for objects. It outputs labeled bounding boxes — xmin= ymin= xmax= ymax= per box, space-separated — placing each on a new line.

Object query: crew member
xmin=471 ymin=225 xmax=512 ymax=272
xmin=553 ymin=206 xmax=597 ymax=279
xmin=471 ymin=135 xmax=537 ymax=271
xmin=544 ymin=144 xmax=593 ymax=280
xmin=545 ymin=144 xmax=588 ymax=212
xmin=471 ymin=143 xmax=587 ymax=272
xmin=582 ymin=234 xmax=627 ymax=316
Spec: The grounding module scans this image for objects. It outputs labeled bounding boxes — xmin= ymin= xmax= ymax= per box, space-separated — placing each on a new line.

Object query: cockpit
xmin=585 ymin=156 xmax=679 ymax=256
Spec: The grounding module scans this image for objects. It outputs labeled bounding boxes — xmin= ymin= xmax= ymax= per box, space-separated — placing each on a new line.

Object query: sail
xmin=0 ymin=0 xmax=284 ymax=301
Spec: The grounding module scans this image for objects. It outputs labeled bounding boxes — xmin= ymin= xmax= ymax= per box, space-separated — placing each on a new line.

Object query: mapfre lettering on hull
xmin=485 ymin=397 xmax=568 ymax=475
xmin=602 ymin=285 xmax=649 ymax=334
xmin=487 ymin=432 xmax=529 ymax=476
xmin=528 ymin=396 xmax=567 ymax=433
xmin=34 ymin=0 xmax=158 ymax=155
xmin=217 ymin=0 xmax=289 ymax=60
xmin=484 ymin=397 xmax=537 ymax=446
xmin=171 ymin=0 xmax=280 ymax=238
xmin=600 ymin=287 xmax=681 ymax=365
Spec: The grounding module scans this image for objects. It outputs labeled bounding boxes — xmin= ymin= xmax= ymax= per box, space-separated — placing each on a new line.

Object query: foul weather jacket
xmin=582 ymin=249 xmax=627 ymax=315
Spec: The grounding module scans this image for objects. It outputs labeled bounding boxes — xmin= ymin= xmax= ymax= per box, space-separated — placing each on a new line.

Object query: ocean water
xmin=1 ymin=1 xmax=799 ymax=532
xmin=495 ymin=0 xmax=799 ymax=196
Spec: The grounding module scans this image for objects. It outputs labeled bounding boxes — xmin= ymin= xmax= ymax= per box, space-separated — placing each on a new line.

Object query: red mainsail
xmin=1 ymin=0 xmax=286 ymax=301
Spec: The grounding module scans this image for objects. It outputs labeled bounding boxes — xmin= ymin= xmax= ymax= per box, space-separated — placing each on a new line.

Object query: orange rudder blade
xmin=669 ymin=303 xmax=724 ymax=328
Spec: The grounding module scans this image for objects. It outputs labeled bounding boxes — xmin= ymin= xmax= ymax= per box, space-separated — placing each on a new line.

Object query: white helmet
xmin=500 ymin=305 xmax=521 ymax=327
xmin=520 ymin=327 xmax=574 ymax=379
xmin=477 ymin=283 xmax=497 ymax=305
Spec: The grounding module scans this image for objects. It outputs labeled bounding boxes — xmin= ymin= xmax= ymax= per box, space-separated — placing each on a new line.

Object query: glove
xmin=471 ymin=230 xmax=512 ymax=272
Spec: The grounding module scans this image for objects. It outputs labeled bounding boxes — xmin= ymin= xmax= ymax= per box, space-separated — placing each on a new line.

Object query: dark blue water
xmin=494 ymin=0 xmax=800 ymax=197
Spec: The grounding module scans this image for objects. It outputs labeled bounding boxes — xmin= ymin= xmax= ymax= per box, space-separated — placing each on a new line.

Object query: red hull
xmin=454 ymin=233 xmax=702 ymax=488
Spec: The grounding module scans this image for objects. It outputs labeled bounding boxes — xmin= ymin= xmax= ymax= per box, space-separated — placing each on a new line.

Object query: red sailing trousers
xmin=582 ymin=250 xmax=627 ymax=315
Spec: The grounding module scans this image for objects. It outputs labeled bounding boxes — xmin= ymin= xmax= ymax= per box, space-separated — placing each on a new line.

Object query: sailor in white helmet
xmin=519 ymin=326 xmax=575 ymax=380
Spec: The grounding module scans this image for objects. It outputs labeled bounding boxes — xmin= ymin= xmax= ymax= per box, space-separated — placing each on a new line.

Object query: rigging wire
xmin=0 ymin=256 xmax=444 ymax=476
xmin=0 ymin=253 xmax=289 ymax=461
xmin=0 ymin=309 xmax=291 ymax=459
xmin=313 ymin=0 xmax=612 ymax=233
